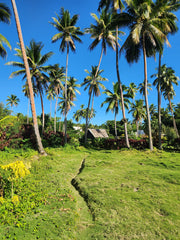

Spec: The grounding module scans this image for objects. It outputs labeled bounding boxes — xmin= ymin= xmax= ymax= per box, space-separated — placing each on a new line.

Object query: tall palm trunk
xmin=85 ymin=92 xmax=92 ymax=143
xmin=54 ymin=91 xmax=59 ymax=133
xmin=143 ymin=36 xmax=153 ymax=150
xmin=116 ymin=26 xmax=130 ymax=148
xmin=84 ymin=48 xmax=104 ymax=144
xmin=11 ymin=0 xmax=46 ymax=155
xmin=64 ymin=43 xmax=69 ymax=144
xmin=40 ymin=92 xmax=44 ymax=133
xmin=114 ymin=112 xmax=117 ymax=139
xmin=158 ymin=53 xmax=162 ymax=149
xmin=27 ymin=98 xmax=30 ymax=124
xmin=168 ymin=94 xmax=179 ymax=138
xmin=136 ymin=120 xmax=139 ymax=137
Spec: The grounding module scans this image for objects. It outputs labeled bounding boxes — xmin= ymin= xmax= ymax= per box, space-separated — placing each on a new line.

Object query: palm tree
xmin=127 ymin=82 xmax=138 ymax=102
xmin=50 ymin=7 xmax=83 ymax=143
xmin=101 ymin=82 xmax=130 ymax=139
xmin=0 ymin=3 xmax=11 ymax=59
xmin=6 ymin=40 xmax=53 ymax=132
xmin=98 ymin=0 xmax=131 ymax=149
xmin=10 ymin=0 xmax=46 ymax=155
xmin=139 ymin=82 xmax=152 ymax=98
xmin=45 ymin=87 xmax=56 ymax=122
xmin=129 ymin=100 xmax=146 ymax=137
xmin=82 ymin=66 xmax=107 ymax=143
xmin=48 ymin=64 xmax=65 ymax=133
xmin=85 ymin=9 xmax=118 ymax=78
xmin=67 ymin=77 xmax=80 ymax=102
xmin=160 ymin=65 xmax=179 ymax=138
xmin=6 ymin=94 xmax=20 ymax=113
xmin=153 ymin=0 xmax=179 ymax=149
xmin=22 ymin=81 xmax=37 ymax=124
xmin=119 ymin=0 xmax=171 ymax=150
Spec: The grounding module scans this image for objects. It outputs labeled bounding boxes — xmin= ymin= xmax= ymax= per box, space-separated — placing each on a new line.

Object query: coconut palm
xmin=126 ymin=82 xmax=138 ymax=102
xmin=67 ymin=77 xmax=80 ymax=102
xmin=119 ymin=0 xmax=171 ymax=150
xmin=160 ymin=66 xmax=179 ymax=138
xmin=98 ymin=0 xmax=131 ymax=149
xmin=6 ymin=40 xmax=53 ymax=132
xmin=101 ymin=82 xmax=130 ymax=139
xmin=129 ymin=99 xmax=146 ymax=137
xmin=85 ymin=9 xmax=119 ymax=77
xmin=82 ymin=66 xmax=108 ymax=143
xmin=45 ymin=87 xmax=56 ymax=122
xmin=153 ymin=0 xmax=179 ymax=149
xmin=22 ymin=81 xmax=37 ymax=124
xmin=10 ymin=0 xmax=46 ymax=155
xmin=48 ymin=64 xmax=65 ymax=133
xmin=0 ymin=3 xmax=11 ymax=59
xmin=139 ymin=82 xmax=152 ymax=98
xmin=6 ymin=94 xmax=20 ymax=113
xmin=50 ymin=7 xmax=83 ymax=143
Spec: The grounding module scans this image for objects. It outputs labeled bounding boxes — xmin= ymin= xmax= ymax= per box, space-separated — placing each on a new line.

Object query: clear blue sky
xmin=0 ymin=0 xmax=180 ymax=125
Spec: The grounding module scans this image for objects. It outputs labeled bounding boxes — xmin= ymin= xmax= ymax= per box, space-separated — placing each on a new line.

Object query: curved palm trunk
xmin=158 ymin=54 xmax=162 ymax=149
xmin=90 ymin=92 xmax=95 ymax=119
xmin=11 ymin=0 xmax=46 ymax=155
xmin=40 ymin=92 xmax=44 ymax=133
xmin=85 ymin=92 xmax=92 ymax=143
xmin=168 ymin=94 xmax=179 ymax=138
xmin=143 ymin=37 xmax=153 ymax=150
xmin=64 ymin=44 xmax=69 ymax=144
xmin=116 ymin=26 xmax=130 ymax=148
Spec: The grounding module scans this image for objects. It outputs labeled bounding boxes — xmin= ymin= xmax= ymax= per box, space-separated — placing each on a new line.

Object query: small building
xmin=73 ymin=126 xmax=82 ymax=132
xmin=87 ymin=129 xmax=109 ymax=139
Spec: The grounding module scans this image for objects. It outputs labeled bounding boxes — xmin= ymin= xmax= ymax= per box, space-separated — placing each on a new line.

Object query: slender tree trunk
xmin=11 ymin=0 xmax=46 ymax=155
xmin=27 ymin=98 xmax=30 ymax=124
xmin=40 ymin=92 xmax=44 ymax=133
xmin=115 ymin=112 xmax=117 ymax=139
xmin=136 ymin=120 xmax=139 ymax=137
xmin=143 ymin=37 xmax=153 ymax=150
xmin=85 ymin=92 xmax=92 ymax=143
xmin=54 ymin=95 xmax=58 ymax=133
xmin=50 ymin=99 xmax=52 ymax=121
xmin=115 ymin=25 xmax=130 ymax=148
xmin=168 ymin=94 xmax=179 ymax=138
xmin=158 ymin=54 xmax=162 ymax=149
xmin=90 ymin=92 xmax=95 ymax=119
xmin=64 ymin=44 xmax=69 ymax=144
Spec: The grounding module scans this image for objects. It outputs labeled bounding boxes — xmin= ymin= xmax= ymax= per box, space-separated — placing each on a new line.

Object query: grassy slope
xmin=0 ymin=147 xmax=179 ymax=239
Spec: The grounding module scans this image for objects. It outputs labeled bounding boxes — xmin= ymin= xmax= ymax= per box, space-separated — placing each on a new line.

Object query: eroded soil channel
xmin=71 ymin=158 xmax=95 ymax=221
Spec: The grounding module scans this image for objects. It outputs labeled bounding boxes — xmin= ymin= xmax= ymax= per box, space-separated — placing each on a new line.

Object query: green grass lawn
xmin=0 ymin=147 xmax=179 ymax=239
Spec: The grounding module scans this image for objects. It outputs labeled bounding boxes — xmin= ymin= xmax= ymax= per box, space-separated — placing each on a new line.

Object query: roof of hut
xmin=88 ymin=129 xmax=109 ymax=138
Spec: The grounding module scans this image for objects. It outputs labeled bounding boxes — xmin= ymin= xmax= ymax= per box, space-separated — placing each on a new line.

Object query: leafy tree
xmin=0 ymin=3 xmax=11 ymax=58
xmin=126 ymin=82 xmax=138 ymax=102
xmin=50 ymin=7 xmax=83 ymax=143
xmin=73 ymin=104 xmax=95 ymax=123
xmin=10 ymin=0 xmax=46 ymax=155
xmin=0 ymin=102 xmax=11 ymax=120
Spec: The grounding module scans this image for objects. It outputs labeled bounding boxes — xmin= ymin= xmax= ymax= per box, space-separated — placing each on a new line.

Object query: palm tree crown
xmin=0 ymin=3 xmax=11 ymax=58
